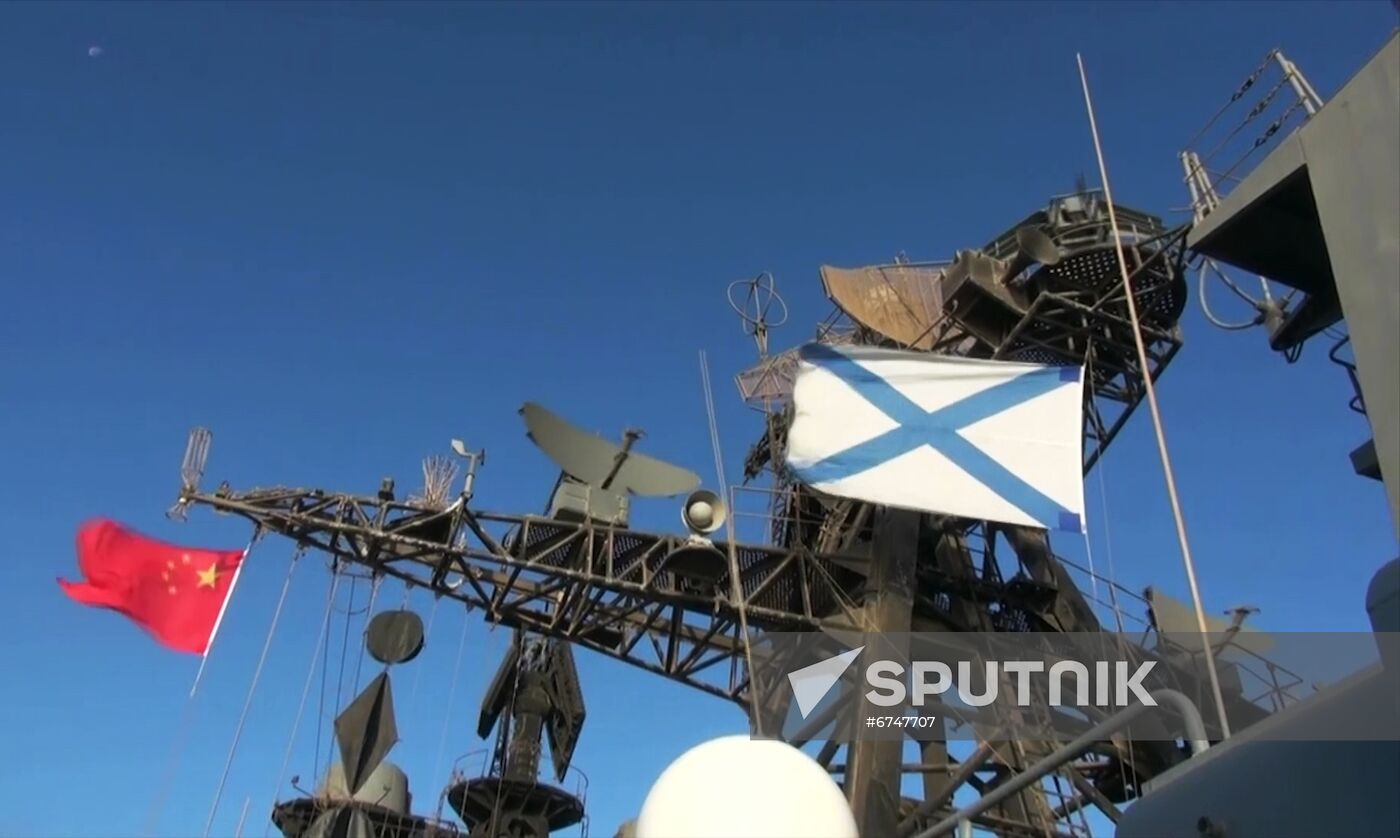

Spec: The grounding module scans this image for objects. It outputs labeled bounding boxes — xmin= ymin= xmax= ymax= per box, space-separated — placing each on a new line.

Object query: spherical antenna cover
xmin=635 ymin=736 xmax=858 ymax=838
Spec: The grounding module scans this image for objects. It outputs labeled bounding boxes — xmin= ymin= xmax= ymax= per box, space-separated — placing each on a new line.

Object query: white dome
xmin=635 ymin=735 xmax=859 ymax=838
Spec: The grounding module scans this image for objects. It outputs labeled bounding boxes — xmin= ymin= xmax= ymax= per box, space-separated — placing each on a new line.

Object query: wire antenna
xmin=181 ymin=427 xmax=211 ymax=492
xmin=169 ymin=427 xmax=212 ymax=520
xmin=727 ymin=272 xmax=788 ymax=360
xmin=415 ymin=455 xmax=459 ymax=509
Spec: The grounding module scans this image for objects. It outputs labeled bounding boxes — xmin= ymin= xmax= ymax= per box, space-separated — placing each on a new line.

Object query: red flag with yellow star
xmin=57 ymin=518 xmax=247 ymax=655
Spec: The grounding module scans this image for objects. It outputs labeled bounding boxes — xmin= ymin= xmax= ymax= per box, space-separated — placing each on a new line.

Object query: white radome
xmin=635 ymin=735 xmax=860 ymax=838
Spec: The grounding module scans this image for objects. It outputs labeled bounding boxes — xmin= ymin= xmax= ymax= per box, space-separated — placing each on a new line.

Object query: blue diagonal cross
xmin=792 ymin=344 xmax=1082 ymax=531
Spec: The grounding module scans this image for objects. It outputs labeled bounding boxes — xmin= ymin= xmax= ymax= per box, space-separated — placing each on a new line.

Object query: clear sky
xmin=2 ymin=2 xmax=1396 ymax=837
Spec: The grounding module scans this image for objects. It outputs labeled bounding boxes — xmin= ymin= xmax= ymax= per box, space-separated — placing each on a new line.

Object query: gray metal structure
xmin=1186 ymin=33 xmax=1400 ymax=533
xmin=1117 ymin=31 xmax=1400 ymax=838
xmin=1116 ymin=560 xmax=1400 ymax=838
xmin=271 ymin=614 xmax=462 ymax=838
xmin=164 ymin=34 xmax=1399 ymax=838
xmin=732 ymin=190 xmax=1197 ymax=837
xmin=170 ymin=192 xmax=1225 ymax=838
xmin=447 ymin=632 xmax=587 ymax=838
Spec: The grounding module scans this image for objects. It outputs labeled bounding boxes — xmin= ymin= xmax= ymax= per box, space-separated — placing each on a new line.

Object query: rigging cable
xmin=233 ymin=797 xmax=252 ymax=838
xmin=144 ymin=692 xmax=200 ymax=836
xmin=349 ymin=575 xmax=384 ymax=695
xmin=263 ymin=567 xmax=343 ymax=837
xmin=324 ymin=573 xmax=359 ymax=780
xmin=312 ymin=561 xmax=339 ymax=795
xmin=1183 ymin=49 xmax=1279 ymax=149
xmin=1195 ymin=73 xmax=1292 ymax=170
xmin=1078 ymin=53 xmax=1232 ymax=739
xmin=1078 ymin=355 xmax=1105 ymax=613
xmin=409 ymin=595 xmax=441 ymax=707
xmin=203 ymin=548 xmax=302 ymax=837
xmin=1082 ymin=353 xmax=1140 ymax=814
xmin=1091 ymin=456 xmax=1138 ymax=805
xmin=333 ymin=575 xmax=359 ymax=712
xmin=145 ymin=530 xmax=260 ymax=836
xmin=700 ymin=349 xmax=764 ymax=735
xmin=431 ymin=613 xmax=473 ymax=787
xmin=1091 ymin=464 xmax=1128 ymax=637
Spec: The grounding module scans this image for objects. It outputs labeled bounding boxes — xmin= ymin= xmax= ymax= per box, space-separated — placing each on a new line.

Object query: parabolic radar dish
xmin=519 ymin=402 xmax=700 ymax=497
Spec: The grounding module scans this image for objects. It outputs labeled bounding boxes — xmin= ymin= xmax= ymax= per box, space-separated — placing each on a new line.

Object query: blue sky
xmin=2 ymin=2 xmax=1396 ymax=836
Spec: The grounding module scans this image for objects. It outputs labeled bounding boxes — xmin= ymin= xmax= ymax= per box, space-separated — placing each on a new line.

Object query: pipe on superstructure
xmin=911 ymin=689 xmax=1210 ymax=838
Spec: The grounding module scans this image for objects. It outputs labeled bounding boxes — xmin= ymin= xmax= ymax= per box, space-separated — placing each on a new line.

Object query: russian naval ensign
xmin=784 ymin=343 xmax=1086 ymax=532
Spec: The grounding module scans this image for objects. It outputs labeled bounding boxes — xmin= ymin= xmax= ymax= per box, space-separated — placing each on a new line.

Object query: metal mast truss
xmin=738 ymin=190 xmax=1189 ymax=473
xmin=729 ymin=190 xmax=1194 ymax=835
xmin=174 ymin=473 xmax=869 ymax=704
xmin=170 ymin=191 xmax=1205 ymax=837
xmin=174 ymin=438 xmax=1289 ymax=838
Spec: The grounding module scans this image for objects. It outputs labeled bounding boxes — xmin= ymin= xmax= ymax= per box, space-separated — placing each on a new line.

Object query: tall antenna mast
xmin=726 ymin=273 xmax=790 ymax=546
xmin=1077 ymin=52 xmax=1232 ymax=739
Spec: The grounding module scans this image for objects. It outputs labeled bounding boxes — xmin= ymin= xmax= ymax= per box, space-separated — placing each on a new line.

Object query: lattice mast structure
xmin=731 ymin=189 xmax=1196 ymax=836
xmin=169 ymin=189 xmax=1262 ymax=838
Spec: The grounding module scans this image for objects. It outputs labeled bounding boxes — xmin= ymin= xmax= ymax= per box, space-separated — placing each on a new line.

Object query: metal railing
xmin=1180 ymin=49 xmax=1324 ymax=222
xmin=1179 ymin=49 xmax=1327 ymax=347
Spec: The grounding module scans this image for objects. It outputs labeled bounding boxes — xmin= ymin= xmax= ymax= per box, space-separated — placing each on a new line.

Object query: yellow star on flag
xmin=197 ymin=563 xmax=220 ymax=589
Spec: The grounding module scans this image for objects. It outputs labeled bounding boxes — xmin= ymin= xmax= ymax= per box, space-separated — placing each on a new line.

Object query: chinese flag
xmin=57 ymin=518 xmax=247 ymax=655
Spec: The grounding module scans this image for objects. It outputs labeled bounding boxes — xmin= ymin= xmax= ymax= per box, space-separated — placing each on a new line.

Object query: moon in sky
xmin=87 ymin=46 xmax=103 ymax=58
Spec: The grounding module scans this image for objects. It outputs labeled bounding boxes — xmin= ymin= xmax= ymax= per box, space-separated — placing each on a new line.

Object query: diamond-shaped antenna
xmin=334 ymin=672 xmax=398 ymax=796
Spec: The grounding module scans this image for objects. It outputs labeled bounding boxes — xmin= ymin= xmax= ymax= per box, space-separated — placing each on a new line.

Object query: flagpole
xmin=148 ymin=535 xmax=256 ymax=836
xmin=1075 ymin=52 xmax=1232 ymax=739
xmin=204 ymin=552 xmax=299 ymax=838
xmin=191 ymin=535 xmax=255 ymax=698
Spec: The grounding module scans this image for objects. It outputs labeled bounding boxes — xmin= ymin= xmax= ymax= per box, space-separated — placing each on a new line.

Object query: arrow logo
xmin=787 ymin=645 xmax=864 ymax=718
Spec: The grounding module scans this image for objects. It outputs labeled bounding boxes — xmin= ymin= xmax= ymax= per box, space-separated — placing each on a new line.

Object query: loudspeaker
xmin=997 ymin=226 xmax=1063 ymax=285
xmin=681 ymin=490 xmax=727 ymax=536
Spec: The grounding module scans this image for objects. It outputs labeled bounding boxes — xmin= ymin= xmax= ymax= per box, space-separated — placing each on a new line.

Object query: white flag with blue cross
xmin=784 ymin=343 xmax=1086 ymax=532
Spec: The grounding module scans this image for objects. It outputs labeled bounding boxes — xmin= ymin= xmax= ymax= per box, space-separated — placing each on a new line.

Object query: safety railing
xmin=1180 ymin=49 xmax=1324 ymax=223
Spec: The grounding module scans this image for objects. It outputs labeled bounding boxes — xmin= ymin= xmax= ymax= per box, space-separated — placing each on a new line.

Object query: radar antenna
xmin=449 ymin=631 xmax=587 ymax=838
xmin=727 ymin=272 xmax=788 ymax=360
xmin=519 ymin=402 xmax=699 ymax=498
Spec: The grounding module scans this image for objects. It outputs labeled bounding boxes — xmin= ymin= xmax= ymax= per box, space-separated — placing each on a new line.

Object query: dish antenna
xmin=519 ymin=402 xmax=700 ymax=497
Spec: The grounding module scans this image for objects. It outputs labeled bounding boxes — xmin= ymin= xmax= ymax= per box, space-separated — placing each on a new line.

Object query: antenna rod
xmin=700 ymin=350 xmax=764 ymax=736
xmin=1076 ymin=52 xmax=1232 ymax=740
